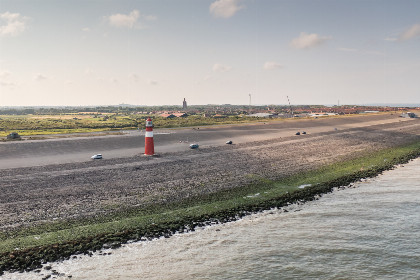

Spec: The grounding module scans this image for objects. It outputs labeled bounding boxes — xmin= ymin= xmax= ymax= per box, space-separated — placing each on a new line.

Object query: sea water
xmin=4 ymin=158 xmax=420 ymax=280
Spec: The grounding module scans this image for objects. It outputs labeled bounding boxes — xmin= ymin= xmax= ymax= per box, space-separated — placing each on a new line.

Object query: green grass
xmin=0 ymin=114 xmax=138 ymax=137
xmin=0 ymin=128 xmax=131 ymax=137
xmin=280 ymin=146 xmax=411 ymax=187
xmin=0 ymin=114 xmax=270 ymax=137
xmin=151 ymin=115 xmax=266 ymax=128
xmin=1 ymin=141 xmax=419 ymax=255
xmin=1 ymin=111 xmax=379 ymax=138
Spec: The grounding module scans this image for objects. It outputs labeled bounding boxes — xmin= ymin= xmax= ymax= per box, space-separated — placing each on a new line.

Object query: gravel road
xmin=0 ymin=114 xmax=419 ymax=232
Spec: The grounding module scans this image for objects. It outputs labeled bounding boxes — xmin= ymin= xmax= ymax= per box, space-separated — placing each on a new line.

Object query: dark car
xmin=226 ymin=140 xmax=233 ymax=144
xmin=295 ymin=132 xmax=301 ymax=135
xmin=189 ymin=143 xmax=199 ymax=149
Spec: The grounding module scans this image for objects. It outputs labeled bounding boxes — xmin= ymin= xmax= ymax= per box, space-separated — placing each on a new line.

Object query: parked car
xmin=295 ymin=132 xmax=301 ymax=135
xmin=91 ymin=154 xmax=103 ymax=159
xmin=189 ymin=143 xmax=199 ymax=149
xmin=226 ymin=140 xmax=233 ymax=144
xmin=302 ymin=131 xmax=307 ymax=135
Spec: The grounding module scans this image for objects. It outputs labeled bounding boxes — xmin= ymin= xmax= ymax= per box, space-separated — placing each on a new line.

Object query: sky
xmin=0 ymin=0 xmax=419 ymax=106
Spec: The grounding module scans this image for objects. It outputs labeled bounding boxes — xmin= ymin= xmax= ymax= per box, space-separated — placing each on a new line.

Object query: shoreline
xmin=1 ymin=141 xmax=420 ymax=274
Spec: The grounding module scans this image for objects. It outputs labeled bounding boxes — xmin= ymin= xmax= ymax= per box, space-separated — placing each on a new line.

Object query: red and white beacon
xmin=144 ymin=117 xmax=154 ymax=156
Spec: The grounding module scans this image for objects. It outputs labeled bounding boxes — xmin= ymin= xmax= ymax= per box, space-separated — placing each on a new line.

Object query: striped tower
xmin=144 ymin=117 xmax=154 ymax=155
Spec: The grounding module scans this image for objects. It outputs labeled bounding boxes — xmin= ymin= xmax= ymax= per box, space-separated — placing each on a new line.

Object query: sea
xmin=3 ymin=158 xmax=420 ymax=280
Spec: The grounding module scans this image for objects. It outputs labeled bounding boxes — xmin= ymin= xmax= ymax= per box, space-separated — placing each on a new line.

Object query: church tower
xmin=183 ymin=98 xmax=187 ymax=110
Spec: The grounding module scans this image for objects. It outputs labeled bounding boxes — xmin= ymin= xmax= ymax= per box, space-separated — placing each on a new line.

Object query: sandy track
xmin=0 ymin=115 xmax=419 ymax=231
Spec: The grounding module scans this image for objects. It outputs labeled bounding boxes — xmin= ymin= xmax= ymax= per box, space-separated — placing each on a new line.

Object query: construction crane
xmin=287 ymin=96 xmax=293 ymax=117
xmin=248 ymin=94 xmax=252 ymax=113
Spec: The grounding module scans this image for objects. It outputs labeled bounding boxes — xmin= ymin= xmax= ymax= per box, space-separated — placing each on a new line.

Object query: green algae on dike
xmin=1 ymin=141 xmax=420 ymax=275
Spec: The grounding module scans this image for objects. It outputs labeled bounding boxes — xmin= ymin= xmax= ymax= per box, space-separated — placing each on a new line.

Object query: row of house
xmin=159 ymin=112 xmax=188 ymax=118
xmin=137 ymin=105 xmax=420 ymax=119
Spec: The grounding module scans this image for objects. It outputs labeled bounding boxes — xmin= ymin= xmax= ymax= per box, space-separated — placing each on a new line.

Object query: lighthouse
xmin=144 ymin=117 xmax=154 ymax=155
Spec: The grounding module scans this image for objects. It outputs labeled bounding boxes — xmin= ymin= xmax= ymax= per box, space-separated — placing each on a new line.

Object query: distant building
xmin=362 ymin=111 xmax=379 ymax=114
xmin=309 ymin=113 xmax=338 ymax=117
xmin=248 ymin=113 xmax=275 ymax=118
xmin=173 ymin=112 xmax=188 ymax=118
xmin=160 ymin=112 xmax=188 ymax=118
xmin=160 ymin=113 xmax=176 ymax=118
xmin=183 ymin=98 xmax=187 ymax=110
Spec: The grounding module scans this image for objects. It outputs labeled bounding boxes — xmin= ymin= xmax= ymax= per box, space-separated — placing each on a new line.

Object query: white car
xmin=91 ymin=154 xmax=103 ymax=159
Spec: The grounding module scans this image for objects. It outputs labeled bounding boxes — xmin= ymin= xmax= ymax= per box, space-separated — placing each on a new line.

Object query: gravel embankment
xmin=1 ymin=118 xmax=419 ymax=232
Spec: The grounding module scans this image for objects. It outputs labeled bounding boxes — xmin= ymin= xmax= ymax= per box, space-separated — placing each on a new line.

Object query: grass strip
xmin=0 ymin=128 xmax=135 ymax=138
xmin=1 ymin=141 xmax=419 ymax=274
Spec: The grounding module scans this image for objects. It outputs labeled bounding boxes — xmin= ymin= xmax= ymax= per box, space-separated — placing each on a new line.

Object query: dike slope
xmin=0 ymin=115 xmax=419 ymax=273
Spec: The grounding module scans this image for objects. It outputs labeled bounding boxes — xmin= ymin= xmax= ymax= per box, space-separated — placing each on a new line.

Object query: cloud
xmin=129 ymin=73 xmax=140 ymax=82
xmin=212 ymin=63 xmax=232 ymax=72
xmin=290 ymin=32 xmax=331 ymax=49
xmin=263 ymin=61 xmax=282 ymax=70
xmin=0 ymin=12 xmax=28 ymax=37
xmin=399 ymin=23 xmax=420 ymax=41
xmin=144 ymin=15 xmax=157 ymax=21
xmin=148 ymin=80 xmax=158 ymax=85
xmin=338 ymin=47 xmax=358 ymax=52
xmin=338 ymin=47 xmax=384 ymax=56
xmin=108 ymin=10 xmax=140 ymax=28
xmin=82 ymin=27 xmax=90 ymax=32
xmin=84 ymin=68 xmax=96 ymax=76
xmin=110 ymin=77 xmax=119 ymax=84
xmin=0 ymin=70 xmax=16 ymax=87
xmin=0 ymin=70 xmax=11 ymax=78
xmin=107 ymin=10 xmax=156 ymax=29
xmin=210 ymin=0 xmax=244 ymax=18
xmin=385 ymin=37 xmax=397 ymax=42
xmin=0 ymin=81 xmax=16 ymax=87
xmin=33 ymin=73 xmax=47 ymax=81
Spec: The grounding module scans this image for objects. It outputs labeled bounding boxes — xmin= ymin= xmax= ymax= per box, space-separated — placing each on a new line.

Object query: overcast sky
xmin=0 ymin=0 xmax=419 ymax=106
